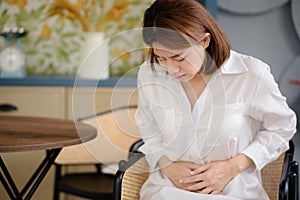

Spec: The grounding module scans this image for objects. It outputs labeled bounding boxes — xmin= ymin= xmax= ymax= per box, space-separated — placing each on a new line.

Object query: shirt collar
xmin=220 ymin=50 xmax=248 ymax=74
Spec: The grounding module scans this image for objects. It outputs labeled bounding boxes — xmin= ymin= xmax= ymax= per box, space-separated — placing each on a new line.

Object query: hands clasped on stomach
xmin=160 ymin=159 xmax=238 ymax=195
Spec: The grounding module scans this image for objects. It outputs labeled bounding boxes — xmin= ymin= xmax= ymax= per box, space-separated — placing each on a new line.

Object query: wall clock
xmin=0 ymin=27 xmax=27 ymax=78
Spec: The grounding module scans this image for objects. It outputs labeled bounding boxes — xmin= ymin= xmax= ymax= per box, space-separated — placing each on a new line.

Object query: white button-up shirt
xmin=135 ymin=50 xmax=297 ymax=200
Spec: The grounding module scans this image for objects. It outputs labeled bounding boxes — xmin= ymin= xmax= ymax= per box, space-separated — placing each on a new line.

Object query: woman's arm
xmin=242 ymin=64 xmax=297 ymax=171
xmin=135 ymin=67 xmax=167 ymax=170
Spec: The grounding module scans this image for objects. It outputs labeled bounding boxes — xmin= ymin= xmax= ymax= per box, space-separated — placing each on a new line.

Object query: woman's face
xmin=152 ymin=42 xmax=206 ymax=81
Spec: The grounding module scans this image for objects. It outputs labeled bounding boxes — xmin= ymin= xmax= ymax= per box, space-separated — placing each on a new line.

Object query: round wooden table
xmin=0 ymin=116 xmax=97 ymax=200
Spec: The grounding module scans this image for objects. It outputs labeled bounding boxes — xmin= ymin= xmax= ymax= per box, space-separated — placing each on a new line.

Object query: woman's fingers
xmin=190 ymin=164 xmax=210 ymax=175
xmin=183 ymin=181 xmax=221 ymax=195
xmin=184 ymin=162 xmax=204 ymax=171
xmin=198 ymin=187 xmax=213 ymax=194
xmin=180 ymin=173 xmax=204 ymax=184
xmin=183 ymin=181 xmax=206 ymax=191
xmin=179 ymin=164 xmax=210 ymax=184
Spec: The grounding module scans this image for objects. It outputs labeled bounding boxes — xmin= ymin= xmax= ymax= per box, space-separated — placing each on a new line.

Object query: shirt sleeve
xmin=242 ymin=66 xmax=297 ymax=171
xmin=134 ymin=71 xmax=165 ymax=170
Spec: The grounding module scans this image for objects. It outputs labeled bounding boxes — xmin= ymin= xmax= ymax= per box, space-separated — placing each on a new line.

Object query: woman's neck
xmin=181 ymin=73 xmax=211 ymax=110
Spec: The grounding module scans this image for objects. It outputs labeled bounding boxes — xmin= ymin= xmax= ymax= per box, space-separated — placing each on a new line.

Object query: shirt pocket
xmin=206 ymin=103 xmax=248 ymax=146
xmin=199 ymin=103 xmax=249 ymax=161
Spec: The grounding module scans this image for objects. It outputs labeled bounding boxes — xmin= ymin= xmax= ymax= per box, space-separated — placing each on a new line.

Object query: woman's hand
xmin=180 ymin=159 xmax=236 ymax=194
xmin=158 ymin=156 xmax=200 ymax=189
xmin=180 ymin=154 xmax=254 ymax=194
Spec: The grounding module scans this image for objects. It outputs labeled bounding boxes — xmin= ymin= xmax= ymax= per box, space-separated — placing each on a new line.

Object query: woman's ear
xmin=201 ymin=33 xmax=211 ymax=49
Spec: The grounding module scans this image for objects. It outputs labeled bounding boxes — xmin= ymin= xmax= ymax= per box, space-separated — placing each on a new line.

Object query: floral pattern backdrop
xmin=0 ymin=0 xmax=153 ymax=76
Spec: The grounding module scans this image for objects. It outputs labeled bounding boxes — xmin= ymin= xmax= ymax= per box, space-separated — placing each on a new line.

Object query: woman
xmin=135 ymin=0 xmax=297 ymax=199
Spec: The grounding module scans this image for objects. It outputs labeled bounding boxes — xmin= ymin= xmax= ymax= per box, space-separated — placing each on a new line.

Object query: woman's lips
xmin=175 ymin=74 xmax=185 ymax=79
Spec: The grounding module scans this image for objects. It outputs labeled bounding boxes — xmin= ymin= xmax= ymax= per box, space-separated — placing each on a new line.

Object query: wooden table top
xmin=0 ymin=116 xmax=97 ymax=153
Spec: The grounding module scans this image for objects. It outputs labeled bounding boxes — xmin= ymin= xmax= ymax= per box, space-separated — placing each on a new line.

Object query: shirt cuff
xmin=242 ymin=141 xmax=289 ymax=171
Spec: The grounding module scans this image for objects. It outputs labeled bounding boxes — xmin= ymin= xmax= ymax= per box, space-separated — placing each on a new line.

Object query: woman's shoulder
xmin=228 ymin=50 xmax=272 ymax=79
xmin=236 ymin=51 xmax=271 ymax=75
xmin=138 ymin=61 xmax=153 ymax=74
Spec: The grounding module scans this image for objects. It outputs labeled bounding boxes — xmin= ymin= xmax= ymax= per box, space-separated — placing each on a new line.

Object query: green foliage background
xmin=0 ymin=0 xmax=153 ymax=76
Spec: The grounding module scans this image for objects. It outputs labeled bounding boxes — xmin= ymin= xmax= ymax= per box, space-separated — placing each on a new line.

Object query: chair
xmin=53 ymin=106 xmax=140 ymax=200
xmin=114 ymin=140 xmax=298 ymax=200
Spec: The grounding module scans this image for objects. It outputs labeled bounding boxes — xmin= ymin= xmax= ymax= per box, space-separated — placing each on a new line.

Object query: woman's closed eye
xmin=157 ymin=57 xmax=166 ymax=62
xmin=174 ymin=57 xmax=185 ymax=62
xmin=155 ymin=56 xmax=185 ymax=63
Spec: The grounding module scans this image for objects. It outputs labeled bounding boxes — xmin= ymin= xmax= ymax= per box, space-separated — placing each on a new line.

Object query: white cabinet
xmin=0 ymin=86 xmax=66 ymax=118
